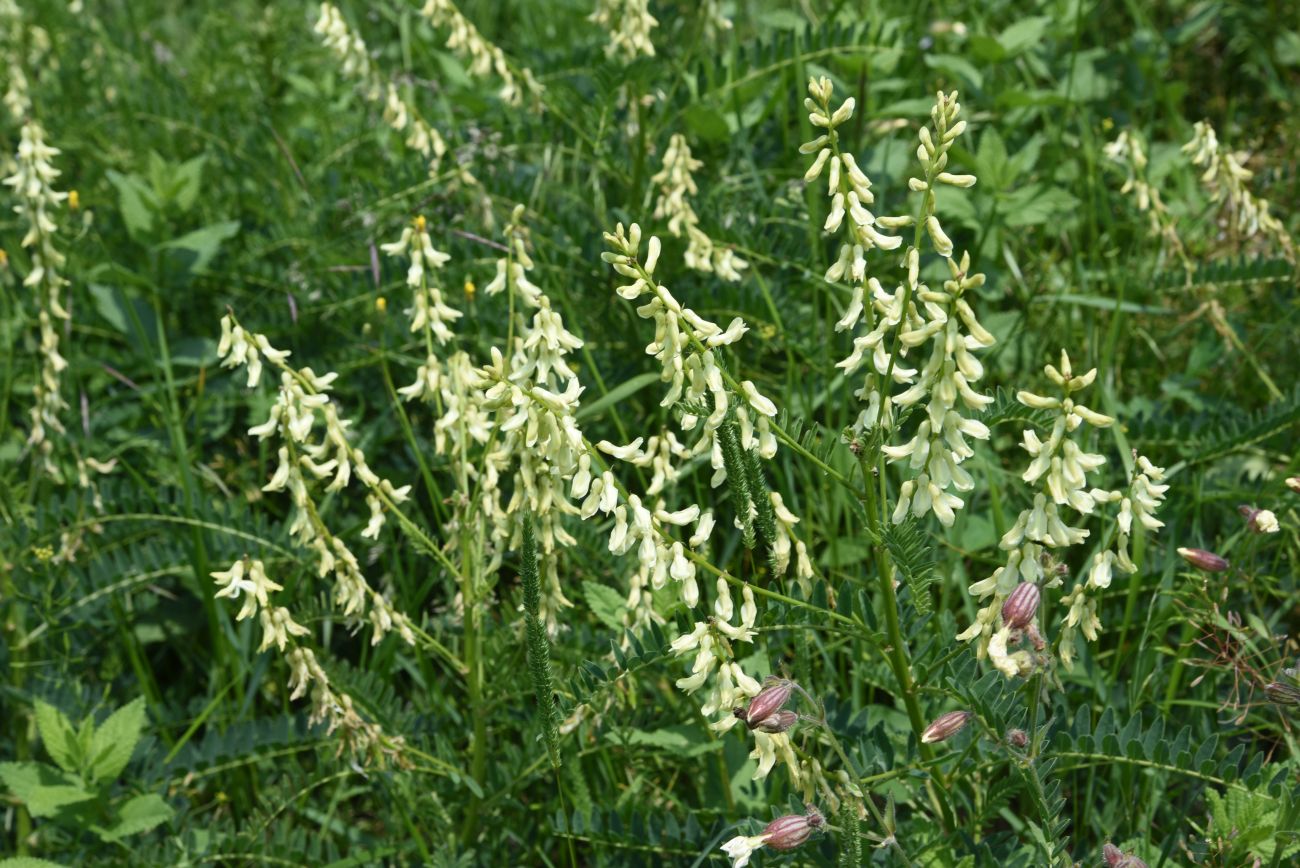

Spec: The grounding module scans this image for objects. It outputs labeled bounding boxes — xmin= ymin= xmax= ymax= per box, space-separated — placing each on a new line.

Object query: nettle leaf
xmin=997 ymin=16 xmax=1052 ymax=57
xmin=94 ymin=793 xmax=174 ymax=842
xmin=158 ymin=220 xmax=241 ymax=275
xmin=34 ymin=701 xmax=80 ymax=774
xmin=0 ymin=762 xmax=95 ymax=818
xmin=104 ymin=169 xmax=157 ymax=239
xmin=88 ymin=697 xmax=147 ymax=785
xmin=582 ymin=581 xmax=627 ymax=633
xmin=171 ymin=154 xmax=207 ymax=213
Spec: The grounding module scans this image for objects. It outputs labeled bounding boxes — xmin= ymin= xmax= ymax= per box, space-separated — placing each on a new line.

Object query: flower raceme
xmin=802 ymin=80 xmax=995 ymax=528
xmin=650 ymin=133 xmax=748 ymax=281
xmin=958 ymin=350 xmax=1168 ymax=676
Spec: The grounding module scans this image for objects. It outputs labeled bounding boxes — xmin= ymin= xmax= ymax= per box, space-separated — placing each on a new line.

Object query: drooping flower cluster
xmin=419 ymin=0 xmax=543 ymax=109
xmin=1182 ymin=120 xmax=1295 ymax=263
xmin=1103 ymin=129 xmax=1185 ymax=261
xmin=589 ymin=0 xmax=657 ymax=62
xmin=650 ymin=134 xmax=748 ymax=281
xmin=958 ymin=351 xmax=1167 ymax=674
xmin=596 ymin=222 xmax=832 ymax=801
xmin=313 ymin=3 xmax=447 ymax=173
xmin=1 ymin=0 xmax=31 ymax=120
xmin=208 ymin=554 xmax=406 ymax=766
xmin=5 ymin=121 xmax=70 ymax=479
xmin=217 ymin=314 xmax=418 ymax=648
xmin=601 ymin=222 xmax=772 ymax=455
xmin=474 ymin=206 xmax=588 ymax=629
xmin=803 ymin=82 xmax=994 ymax=527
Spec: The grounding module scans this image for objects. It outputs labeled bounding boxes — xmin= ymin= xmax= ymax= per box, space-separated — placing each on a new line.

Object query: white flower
xmin=720 ymin=834 xmax=769 ymax=868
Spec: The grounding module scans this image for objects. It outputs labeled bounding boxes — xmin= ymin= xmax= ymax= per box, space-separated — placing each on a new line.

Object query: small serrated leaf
xmin=93 ymin=793 xmax=174 ymax=842
xmin=88 ymin=697 xmax=147 ymax=785
xmin=33 ymin=702 xmax=80 ymax=774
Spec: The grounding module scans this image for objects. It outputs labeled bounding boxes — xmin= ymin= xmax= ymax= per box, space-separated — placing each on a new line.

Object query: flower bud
xmin=1286 ymin=477 xmax=1300 ymax=493
xmin=921 ymin=710 xmax=972 ymax=744
xmin=1265 ymin=681 xmax=1300 ymax=705
xmin=1004 ymin=728 xmax=1028 ymax=748
xmin=742 ymin=679 xmax=794 ymax=728
xmin=763 ymin=806 xmax=824 ymax=851
xmin=1176 ymin=547 xmax=1230 ymax=572
xmin=1001 ymin=582 xmax=1040 ymax=629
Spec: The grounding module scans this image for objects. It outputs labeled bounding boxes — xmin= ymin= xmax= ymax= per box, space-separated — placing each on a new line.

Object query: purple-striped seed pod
xmin=921 ymin=710 xmax=972 ymax=744
xmin=1265 ymin=681 xmax=1300 ymax=706
xmin=1001 ymin=582 xmax=1041 ymax=629
xmin=762 ymin=806 xmax=824 ymax=851
xmin=1177 ymin=547 xmax=1230 ymax=572
xmin=742 ymin=679 xmax=794 ymax=728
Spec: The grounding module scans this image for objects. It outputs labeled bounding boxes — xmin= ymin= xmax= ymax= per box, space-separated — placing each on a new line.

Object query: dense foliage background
xmin=2 ymin=1 xmax=1299 ymax=865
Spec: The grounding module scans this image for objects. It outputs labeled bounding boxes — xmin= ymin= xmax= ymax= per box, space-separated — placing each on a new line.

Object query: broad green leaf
xmin=33 ymin=701 xmax=79 ymax=774
xmin=157 ymin=220 xmax=240 ymax=275
xmin=582 ymin=581 xmax=626 ymax=633
xmin=974 ymin=128 xmax=1011 ymax=191
xmin=95 ymin=793 xmax=174 ymax=842
xmin=1001 ymin=185 xmax=1080 ymax=228
xmin=0 ymin=858 xmax=70 ymax=868
xmin=88 ymin=697 xmax=147 ymax=785
xmin=923 ymin=54 xmax=983 ymax=90
xmin=0 ymin=762 xmax=95 ymax=818
xmin=171 ymin=154 xmax=207 ymax=212
xmin=997 ymin=16 xmax=1051 ymax=57
xmin=88 ymin=283 xmax=157 ymax=342
xmin=105 ymin=170 xmax=156 ymax=239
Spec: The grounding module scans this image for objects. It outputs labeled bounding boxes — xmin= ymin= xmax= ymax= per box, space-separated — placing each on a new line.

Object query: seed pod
xmin=921 ymin=710 xmax=972 ymax=744
xmin=762 ymin=807 xmax=823 ymax=851
xmin=743 ymin=679 xmax=794 ymax=728
xmin=1177 ymin=547 xmax=1230 ymax=572
xmin=1005 ymin=728 xmax=1028 ymax=748
xmin=1001 ymin=582 xmax=1040 ymax=629
xmin=753 ymin=710 xmax=799 ymax=734
xmin=1265 ymin=681 xmax=1300 ymax=706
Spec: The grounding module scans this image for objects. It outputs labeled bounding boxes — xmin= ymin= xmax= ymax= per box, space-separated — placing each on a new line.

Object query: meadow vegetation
xmin=2 ymin=1 xmax=1299 ymax=865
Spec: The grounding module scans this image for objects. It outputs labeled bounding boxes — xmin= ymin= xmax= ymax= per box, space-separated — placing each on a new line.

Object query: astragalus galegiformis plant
xmin=10 ymin=4 xmax=1300 ymax=867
